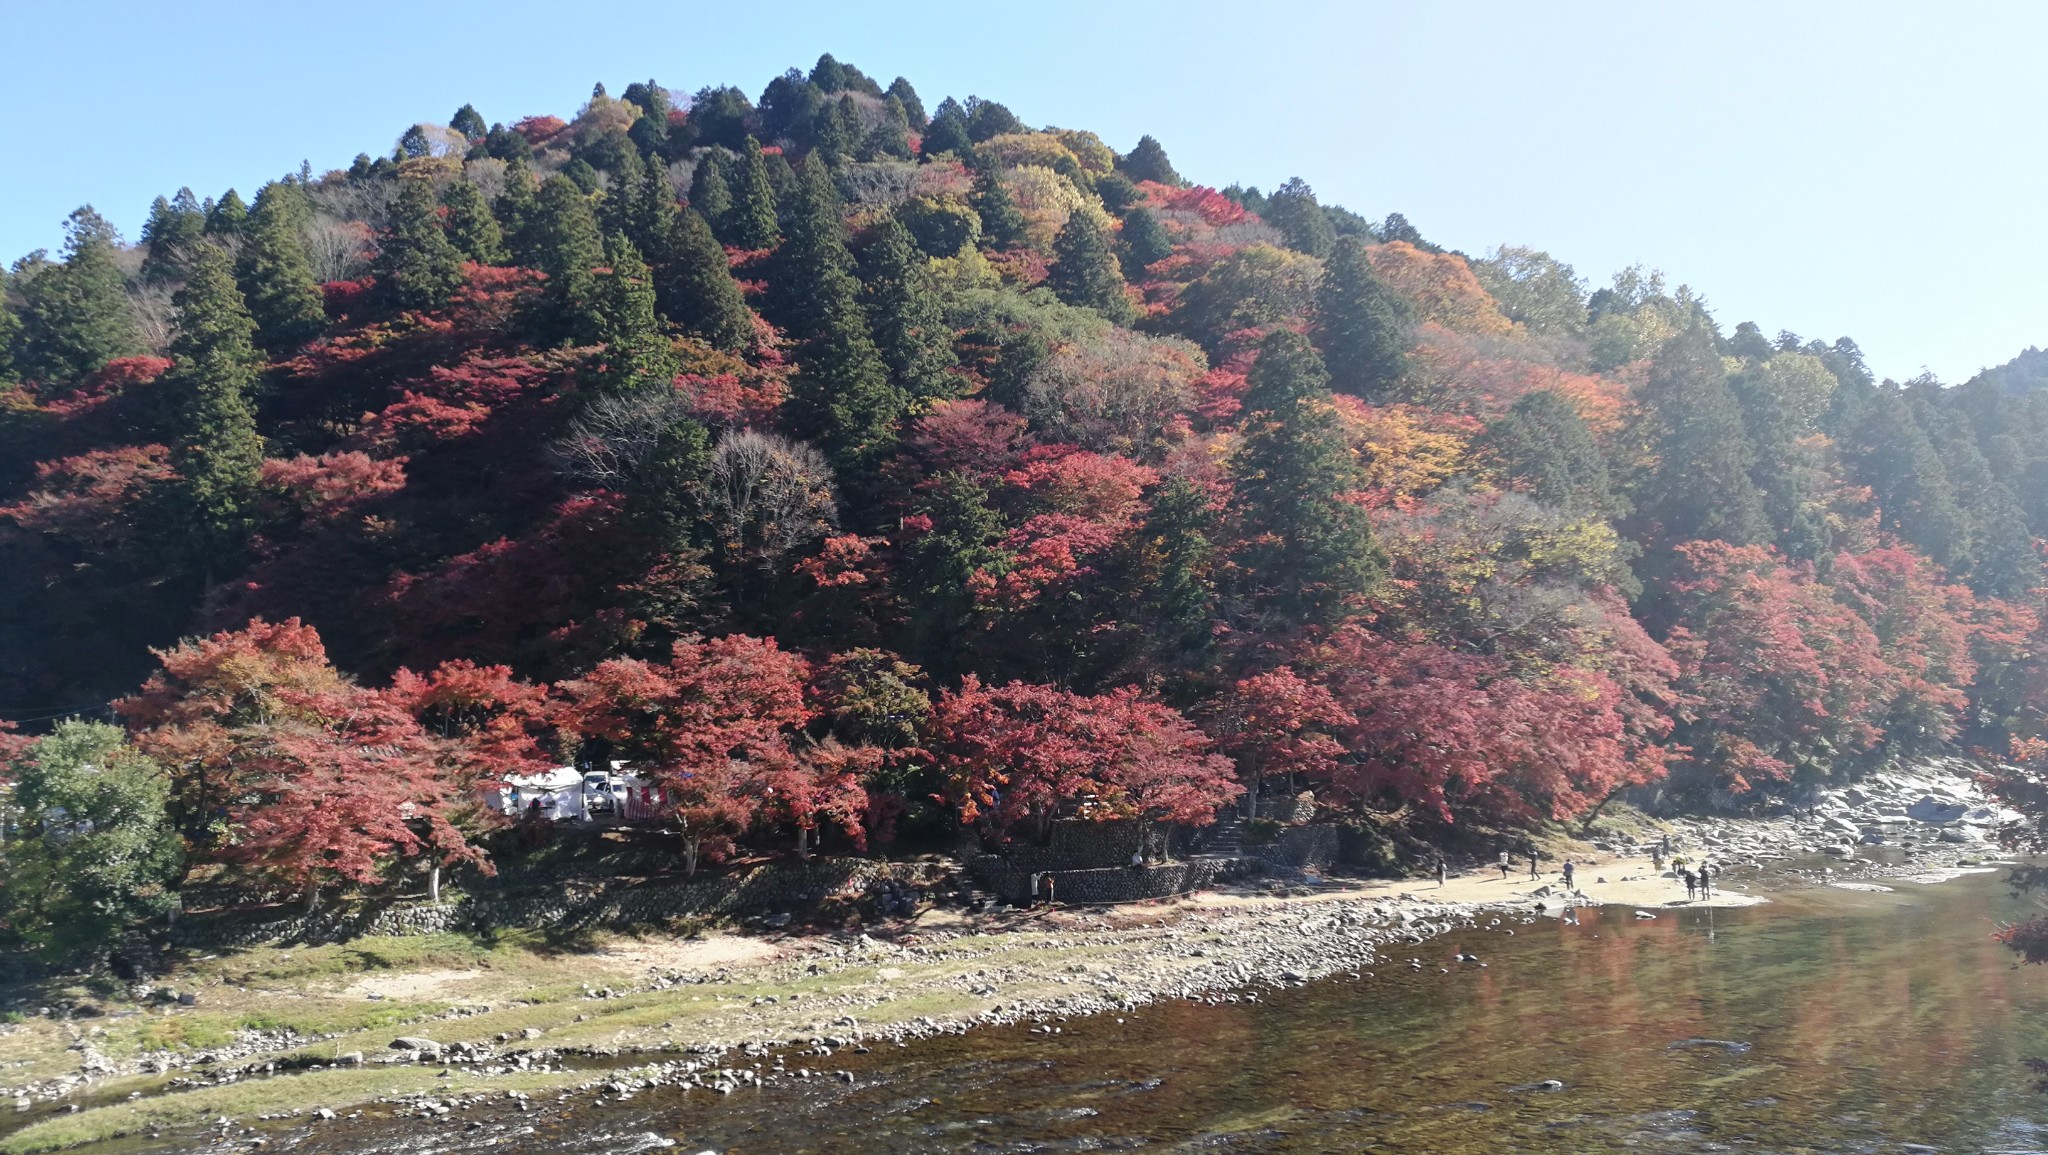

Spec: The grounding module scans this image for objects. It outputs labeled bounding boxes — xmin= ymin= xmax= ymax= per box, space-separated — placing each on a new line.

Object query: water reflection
xmin=264 ymin=871 xmax=2048 ymax=1154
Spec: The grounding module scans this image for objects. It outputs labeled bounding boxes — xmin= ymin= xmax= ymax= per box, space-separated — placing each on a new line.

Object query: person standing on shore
xmin=1683 ymin=869 xmax=1697 ymax=900
xmin=1698 ymin=862 xmax=1712 ymax=898
xmin=1498 ymin=851 xmax=1511 ymax=881
xmin=1437 ymin=859 xmax=1449 ymax=887
xmin=1562 ymin=861 xmax=1575 ymax=891
xmin=1528 ymin=850 xmax=1540 ymax=879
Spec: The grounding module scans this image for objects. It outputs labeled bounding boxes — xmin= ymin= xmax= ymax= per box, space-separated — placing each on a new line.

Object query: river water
xmin=139 ymin=867 xmax=2048 ymax=1153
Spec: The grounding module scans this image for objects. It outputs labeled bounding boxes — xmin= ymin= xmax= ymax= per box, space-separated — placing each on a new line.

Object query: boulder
xmin=1907 ymin=796 xmax=1969 ymax=824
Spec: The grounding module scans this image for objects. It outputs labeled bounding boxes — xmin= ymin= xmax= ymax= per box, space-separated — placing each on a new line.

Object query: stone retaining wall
xmin=1249 ymin=825 xmax=1341 ymax=869
xmin=970 ymin=854 xmax=1261 ymax=905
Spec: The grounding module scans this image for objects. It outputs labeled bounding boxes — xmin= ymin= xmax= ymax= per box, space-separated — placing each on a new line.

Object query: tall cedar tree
xmin=1230 ymin=331 xmax=1384 ymax=625
xmin=1265 ymin=177 xmax=1336 ymax=258
xmin=969 ymin=163 xmax=1026 ymax=250
xmin=600 ymin=148 xmax=651 ymax=240
xmin=860 ymin=96 xmax=914 ymax=161
xmin=778 ymin=162 xmax=904 ymax=503
xmin=1315 ymin=236 xmax=1409 ymax=400
xmin=140 ymin=189 xmax=206 ymax=281
xmin=18 ymin=207 xmax=141 ymax=385
xmin=234 ymin=182 xmax=326 ymax=353
xmin=814 ymin=94 xmax=862 ymax=163
xmin=859 ymin=218 xmax=958 ymax=402
xmin=1134 ymin=475 xmax=1218 ymax=667
xmin=922 ymin=98 xmax=973 ymax=156
xmin=1480 ymin=389 xmax=1624 ymax=517
xmin=375 ymin=179 xmax=465 ymax=311
xmin=0 ymin=287 xmax=19 ymax=383
xmin=727 ymin=137 xmax=782 ymax=250
xmin=493 ymin=156 xmax=541 ymax=264
xmin=450 ymin=103 xmax=487 ymax=140
xmin=1119 ymin=134 xmax=1182 ymax=185
xmin=531 ymin=174 xmax=605 ymax=343
xmin=689 ymin=151 xmax=736 ymax=240
xmin=1047 ymin=210 xmax=1137 ymax=324
xmin=662 ymin=207 xmax=755 ymax=351
xmin=1118 ymin=206 xmax=1172 ymax=278
xmin=887 ymin=77 xmax=926 ymax=128
xmin=204 ymin=190 xmax=248 ymax=237
xmin=1639 ymin=327 xmax=1770 ymax=548
xmin=588 ymin=232 xmax=678 ymax=395
xmin=162 ymin=242 xmax=265 ymax=555
xmin=440 ymin=178 xmax=506 ymax=265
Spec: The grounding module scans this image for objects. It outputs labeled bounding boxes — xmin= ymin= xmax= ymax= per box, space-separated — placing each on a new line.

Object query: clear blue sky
xmin=5 ymin=0 xmax=2041 ymax=383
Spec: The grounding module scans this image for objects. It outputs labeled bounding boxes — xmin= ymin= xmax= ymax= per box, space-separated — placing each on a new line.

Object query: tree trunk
xmin=429 ymin=862 xmax=442 ymax=905
xmin=684 ymin=837 xmax=700 ymax=878
xmin=303 ymin=881 xmax=320 ymax=913
xmin=796 ymin=825 xmax=810 ymax=859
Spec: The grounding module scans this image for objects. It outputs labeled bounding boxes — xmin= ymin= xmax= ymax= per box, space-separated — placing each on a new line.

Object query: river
xmin=104 ymin=865 xmax=2048 ymax=1153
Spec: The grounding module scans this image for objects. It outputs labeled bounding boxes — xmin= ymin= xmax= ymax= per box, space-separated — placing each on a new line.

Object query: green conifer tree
xmin=969 ymin=165 xmax=1027 ymax=250
xmin=531 ymin=174 xmax=606 ymax=343
xmin=661 ymin=207 xmax=754 ymax=351
xmin=860 ymin=218 xmax=958 ymax=402
xmin=1314 ymin=236 xmax=1409 ymax=400
xmin=921 ymin=98 xmax=972 ymax=157
xmin=812 ymin=94 xmax=860 ymax=163
xmin=439 ymin=178 xmax=506 ymax=265
xmin=1230 ymin=330 xmax=1384 ymax=624
xmin=140 ymin=189 xmax=206 ymax=281
xmin=204 ymin=189 xmax=249 ymax=237
xmin=886 ymin=77 xmax=926 ymax=128
xmin=859 ymin=96 xmax=914 ymax=162
xmin=1117 ymin=135 xmax=1182 ymax=186
xmin=778 ymin=163 xmax=903 ymax=501
xmin=234 ymin=182 xmax=326 ymax=353
xmin=1638 ymin=328 xmax=1771 ymax=548
xmin=727 ymin=137 xmax=782 ymax=250
xmin=1134 ymin=475 xmax=1217 ymax=665
xmin=1047 ymin=210 xmax=1136 ymax=324
xmin=18 ymin=207 xmax=142 ymax=385
xmin=1265 ymin=177 xmax=1336 ymax=258
xmin=162 ymin=242 xmax=265 ymax=554
xmin=450 ymin=103 xmax=488 ymax=140
xmin=1117 ymin=206 xmax=1172 ymax=278
xmin=494 ymin=156 xmax=540 ymax=264
xmin=588 ymin=232 xmax=677 ymax=395
xmin=374 ymin=178 xmax=465 ymax=311
xmin=1478 ymin=390 xmax=1624 ymax=517
xmin=688 ymin=151 xmax=735 ymax=241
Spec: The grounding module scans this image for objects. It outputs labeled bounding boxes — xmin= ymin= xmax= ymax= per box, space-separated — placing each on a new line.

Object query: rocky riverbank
xmin=0 ymin=758 xmax=2026 ymax=1153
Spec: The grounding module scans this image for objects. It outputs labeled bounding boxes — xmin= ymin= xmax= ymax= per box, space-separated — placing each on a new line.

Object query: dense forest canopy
xmin=2 ymin=54 xmax=2045 ymax=918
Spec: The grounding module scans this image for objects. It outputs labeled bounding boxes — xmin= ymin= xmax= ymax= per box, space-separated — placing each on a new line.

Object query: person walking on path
xmin=1562 ymin=861 xmax=1576 ymax=891
xmin=1498 ymin=851 xmax=1512 ymax=881
xmin=1683 ymin=869 xmax=1697 ymax=900
xmin=1437 ymin=859 xmax=1449 ymax=888
xmin=1698 ymin=862 xmax=1712 ymax=898
xmin=1528 ymin=850 xmax=1540 ymax=880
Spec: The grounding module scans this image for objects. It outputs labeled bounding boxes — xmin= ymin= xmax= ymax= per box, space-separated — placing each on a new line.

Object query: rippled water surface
xmin=159 ymin=869 xmax=2048 ymax=1153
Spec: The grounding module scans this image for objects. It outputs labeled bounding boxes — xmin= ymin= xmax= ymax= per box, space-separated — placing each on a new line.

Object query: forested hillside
xmin=3 ymin=54 xmax=2045 ymax=913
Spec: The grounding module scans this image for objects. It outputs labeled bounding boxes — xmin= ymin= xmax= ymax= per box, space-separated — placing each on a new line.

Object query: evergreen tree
xmin=660 ymin=206 xmax=754 ymax=351
xmin=969 ymin=164 xmax=1027 ymax=250
xmin=902 ymin=471 xmax=1006 ymax=676
xmin=439 ymin=177 xmax=506 ymax=265
xmin=921 ymin=97 xmax=972 ymax=156
xmin=886 ymin=77 xmax=927 ymax=128
xmin=1265 ymin=177 xmax=1335 ymax=258
xmin=599 ymin=146 xmax=650 ymax=239
xmin=481 ymin=121 xmax=531 ymax=161
xmin=397 ymin=124 xmax=433 ymax=160
xmin=530 ymin=174 xmax=605 ymax=342
xmin=1314 ymin=236 xmax=1409 ymax=400
xmin=588 ymin=232 xmax=677 ymax=395
xmin=813 ymin=94 xmax=861 ymax=163
xmin=493 ymin=155 xmax=540 ymax=263
xmin=1134 ymin=475 xmax=1217 ymax=665
xmin=965 ymin=98 xmax=1024 ymax=142
xmin=1118 ymin=134 xmax=1181 ymax=186
xmin=1639 ymin=328 xmax=1771 ymax=547
xmin=859 ymin=96 xmax=914 ymax=162
xmin=0 ymin=280 xmax=21 ymax=384
xmin=162 ymin=242 xmax=265 ymax=554
xmin=374 ymin=178 xmax=465 ymax=311
xmin=1230 ymin=330 xmax=1383 ymax=624
xmin=450 ymin=103 xmax=487 ymax=140
xmin=778 ymin=162 xmax=903 ymax=501
xmin=1118 ymin=206 xmax=1172 ymax=277
xmin=18 ymin=207 xmax=142 ymax=385
xmin=234 ymin=182 xmax=326 ymax=353
xmin=1479 ymin=390 xmax=1623 ymax=517
xmin=1047 ymin=210 xmax=1136 ymax=324
xmin=204 ymin=189 xmax=249 ymax=236
xmin=140 ymin=189 xmax=206 ymax=282
xmin=688 ymin=150 xmax=735 ymax=240
xmin=860 ymin=217 xmax=958 ymax=402
xmin=727 ymin=136 xmax=781 ymax=250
